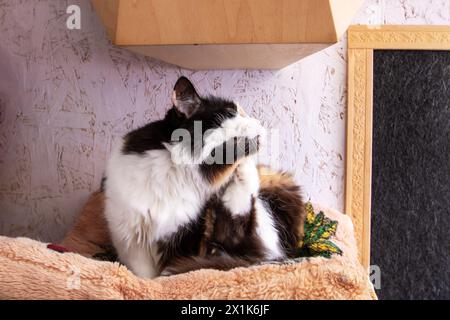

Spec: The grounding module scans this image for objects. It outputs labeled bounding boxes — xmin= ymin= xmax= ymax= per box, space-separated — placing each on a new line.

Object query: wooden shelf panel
xmin=125 ymin=43 xmax=329 ymax=70
xmin=92 ymin=0 xmax=363 ymax=69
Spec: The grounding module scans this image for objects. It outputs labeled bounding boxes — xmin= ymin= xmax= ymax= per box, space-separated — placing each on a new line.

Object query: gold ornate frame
xmin=346 ymin=25 xmax=450 ymax=269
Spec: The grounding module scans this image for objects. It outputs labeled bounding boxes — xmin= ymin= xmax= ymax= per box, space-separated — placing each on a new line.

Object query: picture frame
xmin=346 ymin=25 xmax=450 ymax=269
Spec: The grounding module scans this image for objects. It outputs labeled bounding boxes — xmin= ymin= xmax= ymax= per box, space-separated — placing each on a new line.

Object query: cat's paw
xmin=222 ymin=158 xmax=259 ymax=216
xmin=234 ymin=158 xmax=259 ymax=191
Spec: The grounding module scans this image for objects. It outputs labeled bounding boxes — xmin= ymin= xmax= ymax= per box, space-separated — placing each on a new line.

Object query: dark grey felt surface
xmin=372 ymin=50 xmax=450 ymax=300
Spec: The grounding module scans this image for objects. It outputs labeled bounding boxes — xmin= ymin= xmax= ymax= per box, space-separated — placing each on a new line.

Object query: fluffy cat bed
xmin=0 ymin=192 xmax=376 ymax=299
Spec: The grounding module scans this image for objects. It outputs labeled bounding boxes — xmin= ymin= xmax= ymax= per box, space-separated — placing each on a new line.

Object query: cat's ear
xmin=172 ymin=77 xmax=201 ymax=117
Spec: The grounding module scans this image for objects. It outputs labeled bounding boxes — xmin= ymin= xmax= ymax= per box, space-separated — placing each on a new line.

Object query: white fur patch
xmin=222 ymin=158 xmax=259 ymax=216
xmin=104 ymin=142 xmax=218 ymax=278
xmin=254 ymin=198 xmax=284 ymax=260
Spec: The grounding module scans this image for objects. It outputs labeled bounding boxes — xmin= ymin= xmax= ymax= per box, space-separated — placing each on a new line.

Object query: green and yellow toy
xmin=297 ymin=202 xmax=343 ymax=258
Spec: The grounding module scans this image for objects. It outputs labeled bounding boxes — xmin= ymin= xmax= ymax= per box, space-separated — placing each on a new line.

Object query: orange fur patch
xmin=257 ymin=165 xmax=296 ymax=189
xmin=258 ymin=165 xmax=306 ymax=240
xmin=210 ymin=162 xmax=240 ymax=187
xmin=60 ymin=191 xmax=111 ymax=256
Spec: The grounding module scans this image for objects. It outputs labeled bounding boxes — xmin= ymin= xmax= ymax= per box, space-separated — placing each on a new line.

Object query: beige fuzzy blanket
xmin=0 ymin=192 xmax=376 ymax=299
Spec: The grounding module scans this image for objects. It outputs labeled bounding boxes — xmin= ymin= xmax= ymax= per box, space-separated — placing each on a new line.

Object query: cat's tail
xmin=160 ymin=254 xmax=255 ymax=276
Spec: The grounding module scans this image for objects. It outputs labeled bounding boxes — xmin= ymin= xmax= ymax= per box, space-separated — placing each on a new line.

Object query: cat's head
xmin=165 ymin=77 xmax=265 ymax=184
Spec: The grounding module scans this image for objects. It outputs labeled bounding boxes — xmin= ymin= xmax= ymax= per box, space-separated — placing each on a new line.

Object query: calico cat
xmin=104 ymin=77 xmax=305 ymax=278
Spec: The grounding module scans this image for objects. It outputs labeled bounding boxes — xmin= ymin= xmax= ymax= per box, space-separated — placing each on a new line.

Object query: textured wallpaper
xmin=0 ymin=0 xmax=449 ymax=242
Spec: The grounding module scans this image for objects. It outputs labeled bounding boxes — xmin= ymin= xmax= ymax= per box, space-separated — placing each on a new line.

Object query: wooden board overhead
xmin=92 ymin=0 xmax=363 ymax=69
xmin=124 ymin=43 xmax=330 ymax=70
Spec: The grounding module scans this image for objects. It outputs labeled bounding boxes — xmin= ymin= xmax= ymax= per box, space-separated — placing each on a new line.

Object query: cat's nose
xmin=237 ymin=105 xmax=247 ymax=117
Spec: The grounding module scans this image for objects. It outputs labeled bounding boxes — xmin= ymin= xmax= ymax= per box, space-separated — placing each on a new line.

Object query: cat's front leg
xmin=106 ymin=205 xmax=158 ymax=278
xmin=221 ymin=157 xmax=259 ymax=216
xmin=112 ymin=234 xmax=158 ymax=278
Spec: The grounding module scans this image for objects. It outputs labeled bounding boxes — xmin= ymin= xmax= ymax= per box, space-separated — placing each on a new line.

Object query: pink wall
xmin=1 ymin=0 xmax=449 ymax=242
